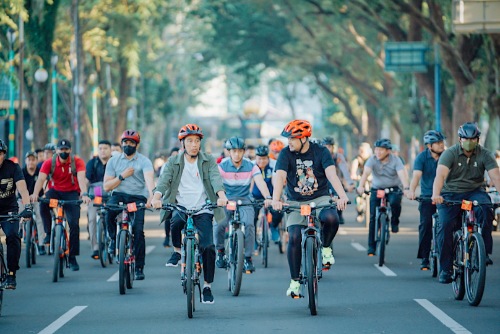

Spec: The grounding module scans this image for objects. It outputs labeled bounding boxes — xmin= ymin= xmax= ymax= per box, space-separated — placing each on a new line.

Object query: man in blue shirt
xmin=407 ymin=130 xmax=445 ymax=270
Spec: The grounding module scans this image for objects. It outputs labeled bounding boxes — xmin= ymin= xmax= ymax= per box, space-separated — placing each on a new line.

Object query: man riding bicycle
xmin=32 ymin=139 xmax=91 ymax=271
xmin=104 ymin=129 xmax=155 ymax=281
xmin=407 ymin=130 xmax=446 ymax=270
xmin=271 ymin=120 xmax=349 ymax=297
xmin=152 ymin=124 xmax=228 ymax=304
xmin=432 ymin=122 xmax=500 ymax=283
xmin=214 ymin=137 xmax=273 ymax=273
xmin=356 ymin=138 xmax=410 ymax=256
xmin=0 ymin=140 xmax=32 ymax=289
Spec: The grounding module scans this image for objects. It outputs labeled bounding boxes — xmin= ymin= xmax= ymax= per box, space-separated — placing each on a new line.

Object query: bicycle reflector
xmin=300 ymin=205 xmax=311 ymax=216
xmin=49 ymin=199 xmax=59 ymax=208
xmin=461 ymin=200 xmax=472 ymax=211
xmin=94 ymin=196 xmax=102 ymax=205
xmin=127 ymin=202 xmax=138 ymax=212
xmin=226 ymin=201 xmax=237 ymax=211
xmin=376 ymin=190 xmax=386 ymax=199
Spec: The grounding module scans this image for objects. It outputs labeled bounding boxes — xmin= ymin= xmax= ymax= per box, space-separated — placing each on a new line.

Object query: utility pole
xmin=73 ymin=0 xmax=81 ymax=155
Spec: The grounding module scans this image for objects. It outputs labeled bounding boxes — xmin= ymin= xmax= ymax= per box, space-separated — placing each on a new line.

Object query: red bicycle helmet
xmin=269 ymin=140 xmax=284 ymax=152
xmin=281 ymin=120 xmax=312 ymax=139
xmin=121 ymin=129 xmax=141 ymax=144
xmin=178 ymin=124 xmax=204 ymax=140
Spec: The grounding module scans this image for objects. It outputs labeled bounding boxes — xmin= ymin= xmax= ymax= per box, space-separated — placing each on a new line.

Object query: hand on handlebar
xmin=336 ymin=196 xmax=349 ymax=211
xmin=431 ymin=194 xmax=444 ymax=204
xmin=151 ymin=198 xmax=162 ymax=209
xmin=356 ymin=186 xmax=364 ymax=196
xmin=406 ymin=190 xmax=416 ymax=200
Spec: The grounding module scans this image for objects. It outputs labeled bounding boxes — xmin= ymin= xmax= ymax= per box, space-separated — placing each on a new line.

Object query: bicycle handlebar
xmin=271 ymin=201 xmax=350 ymax=214
xmin=104 ymin=202 xmax=152 ymax=212
xmin=39 ymin=198 xmax=83 ymax=206
xmin=0 ymin=213 xmax=21 ymax=221
xmin=160 ymin=202 xmax=219 ymax=215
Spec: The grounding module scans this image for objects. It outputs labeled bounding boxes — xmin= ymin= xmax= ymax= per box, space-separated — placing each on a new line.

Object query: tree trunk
xmin=116 ymin=58 xmax=129 ymax=142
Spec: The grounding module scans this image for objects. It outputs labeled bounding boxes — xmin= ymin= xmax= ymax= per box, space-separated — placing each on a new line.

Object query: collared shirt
xmin=413 ymin=149 xmax=438 ymax=196
xmin=40 ymin=155 xmax=86 ymax=192
xmin=218 ymin=157 xmax=260 ymax=199
xmin=252 ymin=159 xmax=276 ymax=200
xmin=438 ymin=143 xmax=497 ymax=193
xmin=365 ymin=154 xmax=404 ymax=189
xmin=105 ymin=152 xmax=153 ymax=198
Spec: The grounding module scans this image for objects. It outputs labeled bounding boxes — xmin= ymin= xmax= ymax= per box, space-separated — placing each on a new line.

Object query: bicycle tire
xmin=52 ymin=225 xmax=63 ymax=282
xmin=262 ymin=216 xmax=269 ymax=268
xmin=229 ymin=229 xmax=244 ymax=296
xmin=465 ymin=232 xmax=486 ymax=306
xmin=31 ymin=221 xmax=37 ymax=265
xmin=118 ymin=230 xmax=127 ymax=295
xmin=186 ymin=238 xmax=194 ymax=318
xmin=452 ymin=231 xmax=465 ymax=300
xmin=60 ymin=229 xmax=68 ymax=278
xmin=25 ymin=220 xmax=33 ymax=268
xmin=0 ymin=245 xmax=5 ymax=317
xmin=378 ymin=213 xmax=388 ymax=267
xmin=125 ymin=234 xmax=134 ymax=290
xmin=305 ymin=237 xmax=318 ymax=316
xmin=97 ymin=216 xmax=108 ymax=268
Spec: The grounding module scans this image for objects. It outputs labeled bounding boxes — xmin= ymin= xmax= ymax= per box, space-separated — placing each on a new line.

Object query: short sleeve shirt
xmin=22 ymin=165 xmax=43 ymax=196
xmin=251 ymin=159 xmax=276 ymax=200
xmin=218 ymin=157 xmax=261 ymax=199
xmin=413 ymin=149 xmax=438 ymax=196
xmin=40 ymin=155 xmax=86 ymax=192
xmin=0 ymin=160 xmax=25 ymax=211
xmin=86 ymin=157 xmax=107 ymax=184
xmin=104 ymin=152 xmax=154 ymax=198
xmin=275 ymin=143 xmax=334 ymax=201
xmin=365 ymin=154 xmax=404 ymax=189
xmin=438 ymin=144 xmax=498 ymax=193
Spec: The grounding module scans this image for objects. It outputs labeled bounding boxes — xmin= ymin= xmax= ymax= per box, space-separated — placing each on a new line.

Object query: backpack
xmin=48 ymin=154 xmax=77 ymax=185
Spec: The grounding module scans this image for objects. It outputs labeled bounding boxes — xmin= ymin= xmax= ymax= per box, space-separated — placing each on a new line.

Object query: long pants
xmin=417 ymin=200 xmax=436 ymax=259
xmin=0 ymin=211 xmax=21 ymax=273
xmin=437 ymin=191 xmax=493 ymax=273
xmin=106 ymin=192 xmax=147 ymax=268
xmin=214 ymin=205 xmax=255 ymax=258
xmin=368 ymin=190 xmax=402 ymax=250
xmin=87 ymin=203 xmax=99 ymax=252
xmin=171 ymin=212 xmax=215 ymax=284
xmin=40 ymin=189 xmax=81 ymax=256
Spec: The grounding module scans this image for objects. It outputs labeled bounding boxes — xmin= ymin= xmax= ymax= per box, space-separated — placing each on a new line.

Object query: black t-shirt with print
xmin=22 ymin=165 xmax=42 ymax=196
xmin=0 ymin=159 xmax=25 ymax=212
xmin=275 ymin=142 xmax=335 ymax=201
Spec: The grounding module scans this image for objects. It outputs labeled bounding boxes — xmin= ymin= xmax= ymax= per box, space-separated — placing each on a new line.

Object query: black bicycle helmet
xmin=309 ymin=138 xmax=321 ymax=145
xmin=458 ymin=122 xmax=481 ymax=139
xmin=322 ymin=136 xmax=335 ymax=145
xmin=374 ymin=138 xmax=392 ymax=149
xmin=255 ymin=145 xmax=269 ymax=157
xmin=0 ymin=139 xmax=7 ymax=153
xmin=225 ymin=137 xmax=246 ymax=150
xmin=44 ymin=143 xmax=56 ymax=152
xmin=423 ymin=130 xmax=446 ymax=145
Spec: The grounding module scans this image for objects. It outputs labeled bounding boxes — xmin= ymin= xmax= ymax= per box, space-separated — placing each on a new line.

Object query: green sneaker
xmin=286 ymin=279 xmax=301 ymax=298
xmin=322 ymin=247 xmax=335 ymax=269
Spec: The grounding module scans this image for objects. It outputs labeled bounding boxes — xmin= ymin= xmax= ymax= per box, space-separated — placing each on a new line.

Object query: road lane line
xmin=38 ymin=306 xmax=87 ymax=334
xmin=338 ymin=228 xmax=347 ymax=235
xmin=374 ymin=264 xmax=397 ymax=276
xmin=107 ymin=245 xmax=156 ymax=282
xmin=351 ymin=242 xmax=365 ymax=251
xmin=414 ymin=299 xmax=471 ymax=334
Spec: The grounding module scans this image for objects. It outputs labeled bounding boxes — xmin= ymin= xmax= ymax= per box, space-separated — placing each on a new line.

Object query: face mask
xmin=59 ymin=152 xmax=70 ymax=160
xmin=462 ymin=140 xmax=477 ymax=151
xmin=123 ymin=145 xmax=137 ymax=156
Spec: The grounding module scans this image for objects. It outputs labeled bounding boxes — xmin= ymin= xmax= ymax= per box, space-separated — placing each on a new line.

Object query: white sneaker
xmin=322 ymin=247 xmax=335 ymax=268
xmin=286 ymin=279 xmax=301 ymax=298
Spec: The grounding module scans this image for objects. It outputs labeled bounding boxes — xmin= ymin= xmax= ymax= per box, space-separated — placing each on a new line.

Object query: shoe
xmin=216 ymin=251 xmax=227 ymax=269
xmin=322 ymin=247 xmax=335 ymax=269
xmin=439 ymin=270 xmax=452 ymax=284
xmin=135 ymin=267 xmax=145 ymax=280
xmin=108 ymin=240 xmax=116 ymax=256
xmin=367 ymin=247 xmax=375 ymax=256
xmin=4 ymin=273 xmax=17 ymax=290
xmin=43 ymin=235 xmax=51 ymax=245
xmin=356 ymin=215 xmax=364 ymax=223
xmin=339 ymin=216 xmax=345 ymax=225
xmin=202 ymin=287 xmax=215 ymax=304
xmin=420 ymin=258 xmax=430 ymax=271
xmin=486 ymin=255 xmax=493 ymax=266
xmin=162 ymin=237 xmax=170 ymax=248
xmin=244 ymin=257 xmax=255 ymax=273
xmin=38 ymin=245 xmax=46 ymax=255
xmin=91 ymin=250 xmax=99 ymax=260
xmin=165 ymin=252 xmax=181 ymax=267
xmin=69 ymin=256 xmax=80 ymax=271
xmin=392 ymin=224 xmax=399 ymax=233
xmin=286 ymin=279 xmax=301 ymax=298
xmin=270 ymin=226 xmax=280 ymax=242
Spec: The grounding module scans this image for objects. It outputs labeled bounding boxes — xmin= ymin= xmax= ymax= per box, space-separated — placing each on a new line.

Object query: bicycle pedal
xmin=322 ymin=266 xmax=330 ymax=271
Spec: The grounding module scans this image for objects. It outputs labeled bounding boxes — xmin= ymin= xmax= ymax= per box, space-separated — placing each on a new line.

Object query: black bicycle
xmin=0 ymin=213 xmax=20 ymax=317
xmin=90 ymin=195 xmax=113 ymax=267
xmin=20 ymin=210 xmax=38 ymax=268
xmin=415 ymin=197 xmax=439 ymax=277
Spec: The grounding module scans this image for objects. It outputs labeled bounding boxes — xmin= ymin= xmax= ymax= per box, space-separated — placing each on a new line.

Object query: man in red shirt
xmin=31 ymin=139 xmax=91 ymax=271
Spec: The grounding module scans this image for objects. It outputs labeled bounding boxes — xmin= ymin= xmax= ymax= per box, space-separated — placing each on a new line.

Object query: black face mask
xmin=123 ymin=145 xmax=137 ymax=156
xmin=59 ymin=152 xmax=70 ymax=160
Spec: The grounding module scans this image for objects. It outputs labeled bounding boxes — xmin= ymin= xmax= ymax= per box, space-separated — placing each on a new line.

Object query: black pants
xmin=0 ymin=210 xmax=21 ymax=273
xmin=417 ymin=200 xmax=436 ymax=259
xmin=171 ymin=212 xmax=215 ymax=284
xmin=106 ymin=192 xmax=147 ymax=268
xmin=368 ymin=190 xmax=402 ymax=250
xmin=40 ymin=189 xmax=81 ymax=256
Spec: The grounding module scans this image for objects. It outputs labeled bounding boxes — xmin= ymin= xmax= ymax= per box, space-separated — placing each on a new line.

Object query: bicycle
xmin=20 ymin=210 xmax=38 ymax=268
xmin=105 ymin=202 xmax=149 ymax=295
xmin=90 ymin=195 xmax=113 ymax=268
xmin=0 ymin=213 xmax=20 ymax=317
xmin=444 ymin=199 xmax=499 ymax=306
xmin=487 ymin=188 xmax=500 ymax=231
xmin=161 ymin=202 xmax=218 ymax=318
xmin=39 ymin=198 xmax=83 ymax=282
xmin=255 ymin=201 xmax=270 ymax=268
xmin=276 ymin=200 xmax=346 ymax=316
xmin=415 ymin=197 xmax=439 ymax=277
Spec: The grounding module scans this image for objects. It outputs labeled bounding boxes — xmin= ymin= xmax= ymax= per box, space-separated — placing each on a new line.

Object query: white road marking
xmin=107 ymin=245 xmax=156 ymax=282
xmin=338 ymin=228 xmax=347 ymax=235
xmin=351 ymin=242 xmax=365 ymax=251
xmin=38 ymin=306 xmax=87 ymax=334
xmin=374 ymin=264 xmax=397 ymax=276
xmin=414 ymin=299 xmax=471 ymax=334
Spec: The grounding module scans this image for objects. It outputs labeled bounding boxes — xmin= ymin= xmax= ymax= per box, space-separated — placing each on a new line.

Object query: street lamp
xmin=51 ymin=54 xmax=59 ymax=143
xmin=7 ymin=28 xmax=17 ymax=157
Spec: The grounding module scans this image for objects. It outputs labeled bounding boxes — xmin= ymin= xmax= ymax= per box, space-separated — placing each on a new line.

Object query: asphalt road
xmin=1 ymin=198 xmax=499 ymax=334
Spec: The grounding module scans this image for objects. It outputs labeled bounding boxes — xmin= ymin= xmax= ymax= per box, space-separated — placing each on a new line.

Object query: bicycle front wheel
xmin=378 ymin=213 xmax=388 ymax=267
xmin=261 ymin=216 xmax=269 ymax=268
xmin=25 ymin=220 xmax=33 ymax=268
xmin=0 ymin=245 xmax=5 ymax=317
xmin=186 ymin=238 xmax=194 ymax=318
xmin=305 ymin=237 xmax=318 ymax=316
xmin=118 ymin=230 xmax=128 ymax=295
xmin=452 ymin=231 xmax=465 ymax=300
xmin=97 ymin=216 xmax=108 ymax=268
xmin=52 ymin=225 xmax=63 ymax=282
xmin=229 ymin=229 xmax=244 ymax=296
xmin=465 ymin=232 xmax=486 ymax=306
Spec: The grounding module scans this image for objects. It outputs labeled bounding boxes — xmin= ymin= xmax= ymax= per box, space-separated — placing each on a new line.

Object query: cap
xmin=25 ymin=151 xmax=36 ymax=158
xmin=57 ymin=139 xmax=72 ymax=149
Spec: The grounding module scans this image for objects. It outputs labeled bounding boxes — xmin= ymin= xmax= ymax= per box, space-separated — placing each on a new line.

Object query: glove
xmin=20 ymin=205 xmax=33 ymax=219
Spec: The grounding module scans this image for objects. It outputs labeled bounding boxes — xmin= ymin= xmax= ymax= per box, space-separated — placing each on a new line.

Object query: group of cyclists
xmin=1 ymin=119 xmax=499 ymax=307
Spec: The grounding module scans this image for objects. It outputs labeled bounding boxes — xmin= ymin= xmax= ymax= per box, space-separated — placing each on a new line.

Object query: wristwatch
xmin=266 ymin=196 xmax=272 ymax=200
xmin=404 ymin=187 xmax=410 ymax=190
xmin=118 ymin=175 xmax=125 ymax=181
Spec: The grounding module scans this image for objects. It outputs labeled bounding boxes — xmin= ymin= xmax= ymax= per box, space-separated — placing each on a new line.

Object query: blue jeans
xmin=437 ymin=190 xmax=493 ymax=273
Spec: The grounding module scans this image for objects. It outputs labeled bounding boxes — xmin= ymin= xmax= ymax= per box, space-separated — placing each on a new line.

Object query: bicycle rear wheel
xmin=52 ymin=225 xmax=63 ymax=282
xmin=229 ymin=229 xmax=244 ymax=296
xmin=97 ymin=216 xmax=108 ymax=268
xmin=261 ymin=216 xmax=269 ymax=268
xmin=118 ymin=230 xmax=127 ymax=295
xmin=465 ymin=232 xmax=486 ymax=306
xmin=0 ymin=245 xmax=5 ymax=317
xmin=305 ymin=237 xmax=318 ymax=316
xmin=378 ymin=213 xmax=388 ymax=267
xmin=186 ymin=238 xmax=194 ymax=318
xmin=25 ymin=220 xmax=33 ymax=268
xmin=452 ymin=231 xmax=465 ymax=300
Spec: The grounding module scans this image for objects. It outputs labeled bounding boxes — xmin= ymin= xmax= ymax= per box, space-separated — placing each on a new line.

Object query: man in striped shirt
xmin=215 ymin=137 xmax=272 ymax=273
